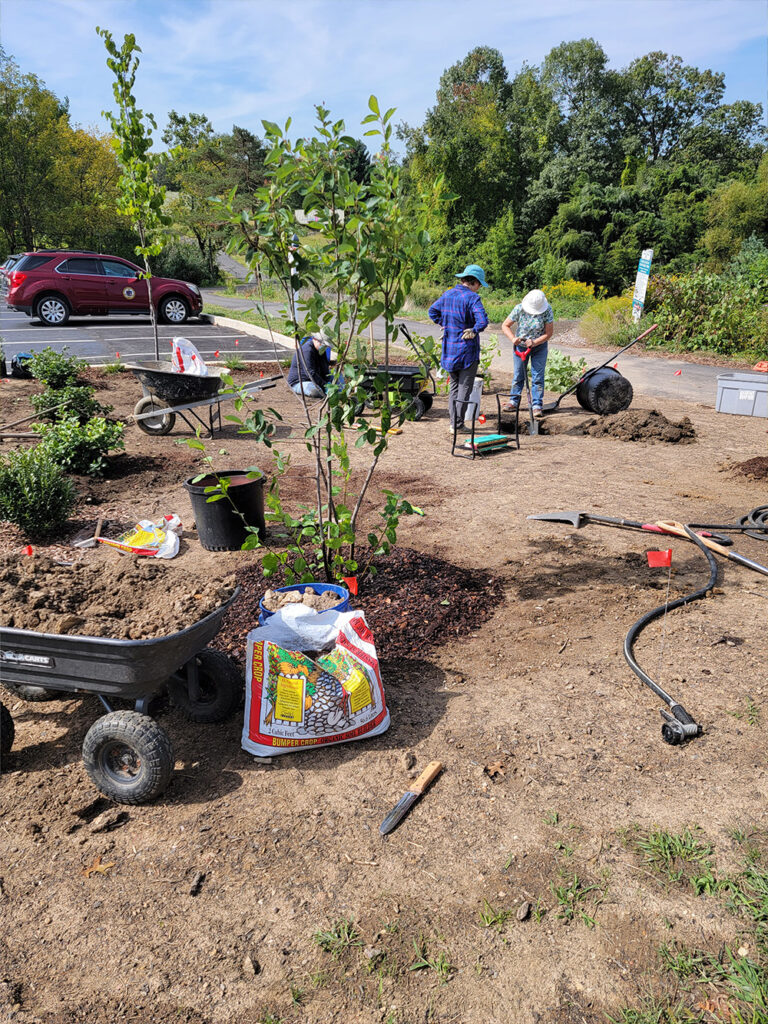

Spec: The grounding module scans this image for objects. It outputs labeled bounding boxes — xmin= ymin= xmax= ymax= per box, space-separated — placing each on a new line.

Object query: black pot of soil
xmin=185 ymin=470 xmax=266 ymax=551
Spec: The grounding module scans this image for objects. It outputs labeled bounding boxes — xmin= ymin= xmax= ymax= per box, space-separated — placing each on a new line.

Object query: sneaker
xmin=502 ymin=401 xmax=519 ymax=412
xmin=532 ymin=406 xmax=543 ymax=420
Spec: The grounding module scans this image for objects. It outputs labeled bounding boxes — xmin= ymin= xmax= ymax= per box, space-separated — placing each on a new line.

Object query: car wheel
xmin=159 ymin=295 xmax=189 ymax=325
xmin=36 ymin=294 xmax=70 ymax=326
xmin=133 ymin=396 xmax=176 ymax=436
xmin=1 ymin=701 xmax=14 ymax=762
xmin=168 ymin=648 xmax=244 ymax=724
xmin=82 ymin=710 xmax=174 ymax=805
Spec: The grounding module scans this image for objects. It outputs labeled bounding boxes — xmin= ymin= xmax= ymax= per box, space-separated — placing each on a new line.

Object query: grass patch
xmin=550 ymin=873 xmax=605 ymax=927
xmin=479 ymin=900 xmax=512 ymax=931
xmin=634 ymin=827 xmax=713 ymax=885
xmin=409 ymin=937 xmax=454 ymax=983
xmin=312 ymin=918 xmax=361 ymax=960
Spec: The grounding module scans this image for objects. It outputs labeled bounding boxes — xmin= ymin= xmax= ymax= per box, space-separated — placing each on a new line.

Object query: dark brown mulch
xmin=731 ymin=456 xmax=768 ymax=480
xmin=215 ymin=547 xmax=504 ymax=664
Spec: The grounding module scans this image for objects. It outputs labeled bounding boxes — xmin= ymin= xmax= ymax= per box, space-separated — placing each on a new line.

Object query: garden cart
xmin=357 ymin=324 xmax=436 ymax=421
xmin=0 ymin=588 xmax=243 ymax=804
xmin=128 ymin=361 xmax=280 ymax=438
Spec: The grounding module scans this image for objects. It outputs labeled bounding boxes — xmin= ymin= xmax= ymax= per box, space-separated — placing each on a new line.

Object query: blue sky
xmin=1 ymin=0 xmax=766 ymax=144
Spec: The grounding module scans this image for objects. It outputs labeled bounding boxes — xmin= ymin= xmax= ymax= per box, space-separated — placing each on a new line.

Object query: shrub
xmin=223 ymin=354 xmax=246 ymax=370
xmin=547 ymin=281 xmax=597 ymax=319
xmin=580 ymin=294 xmax=634 ymax=346
xmin=153 ymin=241 xmax=216 ymax=286
xmin=0 ymin=446 xmax=76 ymax=538
xmin=544 ymin=348 xmax=588 ymax=392
xmin=404 ymin=279 xmax=441 ymax=311
xmin=30 ymin=384 xmax=112 ymax=424
xmin=34 ymin=417 xmax=125 ymax=475
xmin=29 ymin=347 xmax=87 ymax=389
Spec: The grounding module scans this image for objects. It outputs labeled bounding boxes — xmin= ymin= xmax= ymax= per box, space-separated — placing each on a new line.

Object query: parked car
xmin=5 ymin=250 xmax=203 ymax=326
xmin=0 ymin=254 xmax=23 ymax=292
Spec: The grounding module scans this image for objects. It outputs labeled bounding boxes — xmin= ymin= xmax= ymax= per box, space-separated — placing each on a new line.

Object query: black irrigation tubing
xmin=623 ymin=506 xmax=768 ymax=745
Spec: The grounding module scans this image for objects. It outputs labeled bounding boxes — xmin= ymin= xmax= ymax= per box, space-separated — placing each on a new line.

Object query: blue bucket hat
xmin=455 ymin=264 xmax=488 ymax=287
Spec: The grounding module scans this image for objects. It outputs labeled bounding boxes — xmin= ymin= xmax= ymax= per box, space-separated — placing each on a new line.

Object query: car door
xmin=100 ymin=258 xmax=149 ymax=314
xmin=55 ymin=257 xmax=107 ymax=313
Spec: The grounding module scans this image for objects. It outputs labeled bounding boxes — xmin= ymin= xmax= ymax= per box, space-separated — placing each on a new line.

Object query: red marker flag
xmin=214 ymin=349 xmax=220 ymax=358
xmin=674 ymin=369 xmax=682 ymax=376
xmin=647 ymin=549 xmax=672 ymax=568
xmin=613 ymin=363 xmax=618 ymax=369
xmin=342 ymin=576 xmax=358 ymax=596
xmin=234 ymin=339 xmax=239 ymax=347
xmin=478 ymin=414 xmax=486 ymax=425
xmin=22 ymin=545 xmax=34 ymax=556
xmin=115 ymin=351 xmax=120 ymax=359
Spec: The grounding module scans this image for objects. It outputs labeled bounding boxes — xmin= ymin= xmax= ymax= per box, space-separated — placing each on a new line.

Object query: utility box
xmin=716 ymin=372 xmax=768 ymax=417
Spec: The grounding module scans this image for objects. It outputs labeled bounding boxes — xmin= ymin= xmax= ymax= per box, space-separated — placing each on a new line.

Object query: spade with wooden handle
xmin=655 ymin=520 xmax=768 ymax=577
xmin=380 ymin=761 xmax=443 ymax=836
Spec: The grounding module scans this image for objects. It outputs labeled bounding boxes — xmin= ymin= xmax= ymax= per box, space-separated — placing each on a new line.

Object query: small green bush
xmin=223 ymin=354 xmax=246 ymax=370
xmin=29 ymin=347 xmax=87 ymax=389
xmin=580 ymin=294 xmax=634 ymax=346
xmin=34 ymin=417 xmax=125 ymax=475
xmin=154 ymin=241 xmax=216 ymax=286
xmin=544 ymin=348 xmax=588 ymax=392
xmin=0 ymin=446 xmax=76 ymax=538
xmin=30 ymin=384 xmax=112 ymax=424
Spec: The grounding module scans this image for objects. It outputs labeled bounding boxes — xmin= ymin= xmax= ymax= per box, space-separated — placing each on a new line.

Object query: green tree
xmin=702 ymin=154 xmax=768 ymax=260
xmin=97 ymin=28 xmax=170 ymax=359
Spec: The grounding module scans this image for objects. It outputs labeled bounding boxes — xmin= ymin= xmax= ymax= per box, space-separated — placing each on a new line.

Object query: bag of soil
xmin=242 ymin=609 xmax=389 ymax=756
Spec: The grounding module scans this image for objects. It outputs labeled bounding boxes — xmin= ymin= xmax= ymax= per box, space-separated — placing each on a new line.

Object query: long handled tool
xmin=541 ymin=323 xmax=658 ymax=414
xmin=527 ymin=510 xmax=733 ymax=546
xmin=514 ymin=345 xmax=539 ymax=435
xmin=655 ymin=520 xmax=768 ymax=577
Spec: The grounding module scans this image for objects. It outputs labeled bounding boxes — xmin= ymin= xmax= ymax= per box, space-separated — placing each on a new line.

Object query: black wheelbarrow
xmin=357 ymin=323 xmax=436 ymax=420
xmin=0 ymin=588 xmax=243 ymax=804
xmin=128 ymin=361 xmax=279 ymax=438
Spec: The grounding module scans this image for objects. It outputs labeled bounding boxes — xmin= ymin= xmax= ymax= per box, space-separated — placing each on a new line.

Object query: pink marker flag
xmin=647 ymin=549 xmax=672 ymax=568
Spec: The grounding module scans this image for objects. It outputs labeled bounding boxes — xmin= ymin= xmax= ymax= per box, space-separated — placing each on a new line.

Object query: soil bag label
xmin=242 ymin=611 xmax=389 ymax=756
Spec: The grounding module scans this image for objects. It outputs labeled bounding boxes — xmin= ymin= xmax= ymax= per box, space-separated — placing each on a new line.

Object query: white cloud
xmin=1 ymin=0 xmax=765 ymax=141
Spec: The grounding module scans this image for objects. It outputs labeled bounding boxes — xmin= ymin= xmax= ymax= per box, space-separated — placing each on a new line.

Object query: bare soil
xmin=1 ymin=364 xmax=768 ymax=1024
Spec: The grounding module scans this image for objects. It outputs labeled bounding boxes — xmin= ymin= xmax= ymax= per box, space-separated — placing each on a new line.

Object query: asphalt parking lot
xmin=0 ymin=304 xmax=281 ymax=365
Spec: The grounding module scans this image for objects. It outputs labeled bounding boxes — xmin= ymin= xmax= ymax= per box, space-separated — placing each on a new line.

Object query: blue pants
xmin=510 ymin=342 xmax=548 ymax=408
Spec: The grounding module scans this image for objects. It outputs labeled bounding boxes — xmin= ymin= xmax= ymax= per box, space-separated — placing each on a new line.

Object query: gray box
xmin=716 ymin=372 xmax=768 ymax=417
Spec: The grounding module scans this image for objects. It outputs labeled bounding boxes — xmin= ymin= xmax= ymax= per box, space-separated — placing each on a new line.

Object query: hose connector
xmin=660 ymin=705 xmax=702 ymax=745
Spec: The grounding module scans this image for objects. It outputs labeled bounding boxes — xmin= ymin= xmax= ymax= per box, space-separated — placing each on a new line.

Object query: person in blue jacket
xmin=428 ymin=264 xmax=489 ymax=432
xmin=287 ymin=331 xmax=332 ymax=397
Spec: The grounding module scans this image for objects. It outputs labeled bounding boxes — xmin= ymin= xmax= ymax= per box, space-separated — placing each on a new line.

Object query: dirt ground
xmin=1 ymin=361 xmax=768 ymax=1024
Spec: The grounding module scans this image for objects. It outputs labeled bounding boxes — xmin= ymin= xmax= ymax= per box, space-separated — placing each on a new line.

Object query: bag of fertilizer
xmin=242 ymin=608 xmax=389 ymax=756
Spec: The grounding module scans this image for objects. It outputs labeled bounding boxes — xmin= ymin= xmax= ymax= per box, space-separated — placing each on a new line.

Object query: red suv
xmin=6 ymin=251 xmax=203 ymax=326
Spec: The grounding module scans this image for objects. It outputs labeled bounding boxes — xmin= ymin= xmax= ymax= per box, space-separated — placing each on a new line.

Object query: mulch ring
xmin=214 ymin=547 xmax=504 ymax=664
xmin=731 ymin=456 xmax=768 ymax=481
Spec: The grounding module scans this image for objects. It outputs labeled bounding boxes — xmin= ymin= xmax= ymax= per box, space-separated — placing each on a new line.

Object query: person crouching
xmin=287 ymin=331 xmax=333 ymax=397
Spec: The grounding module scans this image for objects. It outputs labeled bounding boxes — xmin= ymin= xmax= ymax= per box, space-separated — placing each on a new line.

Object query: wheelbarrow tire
xmin=1 ymin=681 xmax=63 ymax=702
xmin=134 ymin=396 xmax=176 ymax=436
xmin=83 ymin=710 xmax=174 ymax=805
xmin=410 ymin=396 xmax=427 ymax=421
xmin=418 ymin=392 xmax=434 ymax=412
xmin=169 ymin=648 xmax=244 ymax=724
xmin=1 ymin=701 xmax=14 ymax=761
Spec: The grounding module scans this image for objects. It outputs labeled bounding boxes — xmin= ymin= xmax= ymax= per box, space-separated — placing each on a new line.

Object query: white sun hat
xmin=521 ymin=289 xmax=549 ymax=315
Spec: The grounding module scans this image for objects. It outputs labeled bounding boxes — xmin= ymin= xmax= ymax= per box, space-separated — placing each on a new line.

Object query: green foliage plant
xmin=0 ymin=446 xmax=76 ymax=537
xmin=30 ymin=384 xmax=112 ymax=423
xmin=97 ymin=28 xmax=171 ymax=360
xmin=213 ymin=97 xmax=443 ymax=582
xmin=34 ymin=416 xmax=125 ymax=475
xmin=312 ymin=918 xmax=361 ymax=960
xmin=544 ymin=348 xmax=587 ymax=392
xmin=222 ymin=354 xmax=246 ymax=371
xmin=579 ymin=294 xmax=635 ymax=346
xmin=28 ymin=346 xmax=86 ymax=388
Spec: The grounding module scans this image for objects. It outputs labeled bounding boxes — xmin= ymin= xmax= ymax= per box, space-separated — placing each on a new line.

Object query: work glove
xmin=461 ymin=329 xmax=477 ymax=341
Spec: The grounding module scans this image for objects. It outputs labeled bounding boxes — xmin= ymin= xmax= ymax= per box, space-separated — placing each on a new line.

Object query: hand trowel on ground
xmin=379 ymin=761 xmax=443 ymax=836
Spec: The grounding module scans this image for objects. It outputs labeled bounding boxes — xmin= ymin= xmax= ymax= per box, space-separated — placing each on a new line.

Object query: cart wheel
xmin=418 ymin=392 xmax=434 ymax=412
xmin=82 ymin=711 xmax=173 ymax=805
xmin=133 ymin=396 xmax=176 ymax=436
xmin=169 ymin=649 xmax=244 ymax=724
xmin=0 ymin=681 xmax=63 ymax=702
xmin=1 ymin=701 xmax=14 ymax=762
xmin=410 ymin=396 xmax=428 ymax=421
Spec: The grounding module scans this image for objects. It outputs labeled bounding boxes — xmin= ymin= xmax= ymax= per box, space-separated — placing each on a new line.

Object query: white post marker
xmin=632 ymin=248 xmax=653 ymax=322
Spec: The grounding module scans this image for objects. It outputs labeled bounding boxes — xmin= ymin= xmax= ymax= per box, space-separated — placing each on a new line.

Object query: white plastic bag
xmin=97 ymin=514 xmax=182 ymax=559
xmin=242 ymin=609 xmax=389 ymax=756
xmin=171 ymin=337 xmax=208 ymax=376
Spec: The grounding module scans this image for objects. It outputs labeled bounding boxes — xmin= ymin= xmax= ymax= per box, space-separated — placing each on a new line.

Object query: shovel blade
xmin=527 ymin=511 xmax=587 ymax=528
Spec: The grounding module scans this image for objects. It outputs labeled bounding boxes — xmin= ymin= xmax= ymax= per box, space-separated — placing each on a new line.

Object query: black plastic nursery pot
xmin=576 ymin=366 xmax=633 ymax=415
xmin=185 ymin=470 xmax=266 ymax=552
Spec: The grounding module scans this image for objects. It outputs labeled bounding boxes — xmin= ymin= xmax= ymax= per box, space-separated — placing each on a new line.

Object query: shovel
xmin=527 ymin=511 xmax=733 ymax=545
xmin=514 ymin=346 xmax=539 ymax=436
xmin=655 ymin=521 xmax=768 ymax=577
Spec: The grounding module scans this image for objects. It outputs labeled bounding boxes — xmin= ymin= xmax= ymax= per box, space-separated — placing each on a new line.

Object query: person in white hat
xmin=501 ymin=289 xmax=554 ymax=419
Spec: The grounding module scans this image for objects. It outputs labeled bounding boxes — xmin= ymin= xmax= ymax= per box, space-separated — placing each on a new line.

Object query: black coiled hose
xmin=623 ymin=506 xmax=768 ymax=745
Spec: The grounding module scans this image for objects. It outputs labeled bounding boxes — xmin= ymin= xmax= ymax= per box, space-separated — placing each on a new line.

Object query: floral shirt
xmin=507 ymin=302 xmax=554 ymax=341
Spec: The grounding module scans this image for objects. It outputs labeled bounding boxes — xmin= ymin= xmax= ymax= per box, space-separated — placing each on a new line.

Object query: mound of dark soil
xmin=731 ymin=456 xmax=768 ymax=480
xmin=0 ymin=551 xmax=235 ymax=639
xmin=583 ymin=408 xmax=696 ymax=443
xmin=215 ymin=547 xmax=504 ymax=664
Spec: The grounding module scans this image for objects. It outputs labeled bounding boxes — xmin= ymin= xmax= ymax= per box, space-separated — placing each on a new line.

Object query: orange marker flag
xmin=342 ymin=576 xmax=358 ymax=596
xmin=647 ymin=549 xmax=672 ymax=568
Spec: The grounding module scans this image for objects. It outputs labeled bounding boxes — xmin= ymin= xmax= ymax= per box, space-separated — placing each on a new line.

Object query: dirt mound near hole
xmin=0 ymin=551 xmax=235 ymax=640
xmin=583 ymin=408 xmax=696 ymax=443
xmin=731 ymin=456 xmax=768 ymax=480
